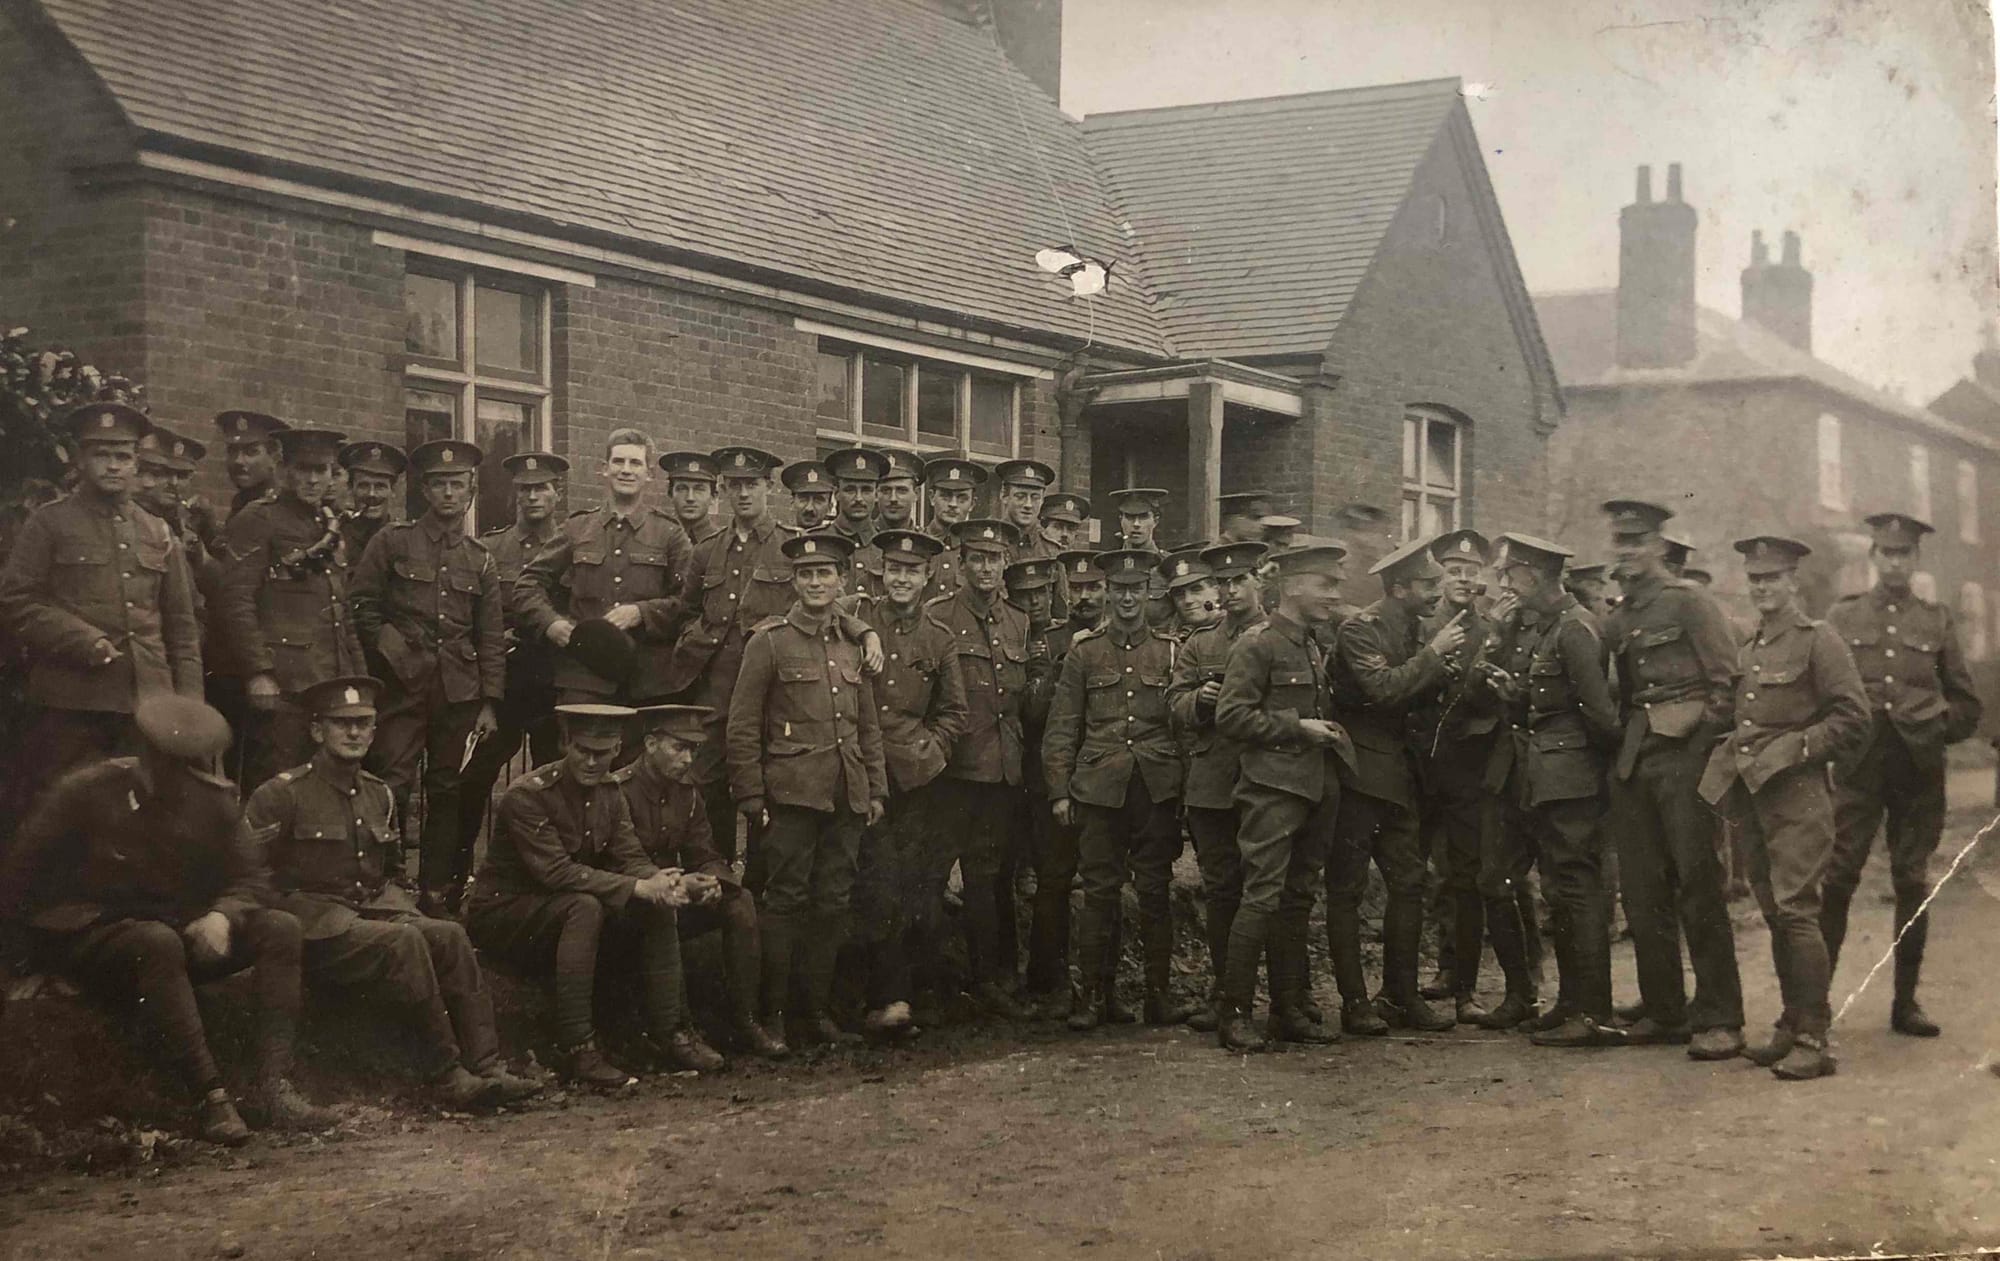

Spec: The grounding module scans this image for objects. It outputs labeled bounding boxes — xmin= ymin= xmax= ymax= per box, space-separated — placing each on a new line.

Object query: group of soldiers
xmin=0 ymin=399 xmax=1982 ymax=1146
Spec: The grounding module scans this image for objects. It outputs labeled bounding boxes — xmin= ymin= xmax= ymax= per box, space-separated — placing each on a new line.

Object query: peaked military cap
xmin=1682 ymin=566 xmax=1714 ymax=586
xmin=274 ymin=427 xmax=347 ymax=461
xmin=1862 ymin=512 xmax=1934 ymax=548
xmin=636 ymin=704 xmax=712 ymax=742
xmin=1201 ymin=539 xmax=1269 ymax=578
xmin=1005 ymin=558 xmax=1056 ymax=591
xmin=1734 ymin=534 xmax=1811 ymax=576
xmin=1493 ymin=532 xmax=1573 ymax=572
xmin=1217 ymin=489 xmax=1274 ymax=517
xmin=1258 ymin=514 xmax=1304 ymax=546
xmin=1431 ymin=528 xmax=1492 ymax=566
xmin=1040 ymin=492 xmax=1090 ymax=524
xmin=555 ymin=703 xmax=637 ymax=740
xmin=1566 ymin=561 xmax=1609 ymax=582
xmin=874 ymin=529 xmax=944 ymax=563
xmin=299 ymin=674 xmax=382 ymax=718
xmin=1602 ymin=498 xmax=1675 ymax=534
xmin=994 ymin=458 xmax=1056 ymax=488
xmin=1162 ymin=549 xmax=1216 ymax=590
xmin=712 ymin=446 xmax=782 ymax=478
xmin=955 ymin=518 xmax=1019 ymax=553
xmin=1273 ymin=541 xmax=1349 ymax=579
xmin=782 ymin=530 xmax=856 ymax=565
xmin=1370 ymin=535 xmax=1445 ymax=584
xmin=214 ymin=410 xmax=288 ymax=446
xmin=1106 ymin=486 xmax=1167 ymax=514
xmin=339 ymin=441 xmax=407 ymax=479
xmin=828 ymin=447 xmax=890 ymax=483
xmin=658 ymin=450 xmax=718 ymax=483
xmin=923 ymin=457 xmax=987 ymax=491
xmin=1058 ymin=549 xmax=1106 ymax=582
xmin=568 ymin=620 xmax=637 ymax=684
xmin=1098 ymin=548 xmax=1159 ymax=586
xmin=137 ymin=427 xmax=204 ymax=472
xmin=65 ymin=402 xmax=151 ymax=445
xmin=410 ymin=439 xmax=483 ymax=476
xmin=503 ymin=451 xmax=569 ymax=484
xmin=134 ymin=693 xmax=232 ymax=760
xmin=1661 ymin=532 xmax=1696 ymax=567
xmin=878 ymin=449 xmax=925 ymax=482
xmin=780 ymin=460 xmax=834 ymax=494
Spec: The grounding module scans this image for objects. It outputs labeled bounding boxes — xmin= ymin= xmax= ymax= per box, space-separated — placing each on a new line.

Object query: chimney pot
xmin=1751 ymin=229 xmax=1767 ymax=265
xmin=1782 ymin=230 xmax=1801 ymax=266
xmin=1667 ymin=163 xmax=1684 ymax=202
xmin=1617 ymin=163 xmax=1698 ymax=367
xmin=1635 ymin=165 xmax=1652 ymax=203
xmin=1741 ymin=225 xmax=1813 ymax=354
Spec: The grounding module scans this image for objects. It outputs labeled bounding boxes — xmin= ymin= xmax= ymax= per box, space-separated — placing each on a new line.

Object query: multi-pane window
xmin=1909 ymin=444 xmax=1932 ymax=522
xmin=815 ymin=339 xmax=1021 ymax=466
xmin=1961 ymin=582 xmax=1989 ymax=660
xmin=1817 ymin=414 xmax=1846 ymax=511
xmin=1959 ymin=459 xmax=1980 ymax=543
xmin=402 ymin=269 xmax=550 ymax=531
xmin=1401 ymin=407 xmax=1462 ymax=540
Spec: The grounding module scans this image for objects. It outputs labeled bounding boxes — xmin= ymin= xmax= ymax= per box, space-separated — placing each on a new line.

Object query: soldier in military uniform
xmin=1039 ymin=492 xmax=1091 ymax=555
xmin=1165 ymin=549 xmax=1222 ymax=637
xmin=337 ymin=441 xmax=407 ymax=561
xmin=1476 ymin=534 xmax=1625 ymax=1045
xmin=1697 ymin=537 xmax=1869 ymax=1079
xmin=995 ymin=460 xmax=1056 ymax=558
xmin=0 ymin=404 xmax=204 ymax=799
xmin=1023 ymin=550 xmax=1102 ymax=1010
xmin=659 ymin=450 xmax=722 ymax=547
xmin=1167 ymin=540 xmax=1268 ymax=1032
xmin=514 ymin=427 xmax=694 ymax=706
xmin=921 ymin=457 xmax=986 ymax=602
xmin=215 ymin=426 xmax=366 ymax=790
xmin=727 ymin=532 xmax=888 ymax=1045
xmin=467 ymin=704 xmax=695 ymax=1089
xmin=0 ymin=695 xmax=319 ymax=1145
xmin=134 ymin=427 xmax=220 ymax=599
xmin=925 ymin=518 xmax=1032 ymax=1017
xmin=614 ymin=704 xmax=785 ymax=1064
xmin=349 ymin=440 xmax=505 ymax=911
xmin=1323 ymin=537 xmax=1467 ymax=1034
xmin=247 ymin=676 xmax=538 ymax=1106
xmin=781 ymin=459 xmax=836 ymax=533
xmin=215 ymin=409 xmax=286 ymax=520
xmin=872 ymin=450 xmax=924 ymax=533
xmin=1823 ymin=512 xmax=1982 ymax=1039
xmin=1602 ymin=499 xmax=1745 ymax=1059
xmin=1042 ymin=549 xmax=1189 ymax=1029
xmin=828 ymin=447 xmax=889 ymax=600
xmin=1564 ymin=561 xmax=1617 ymax=620
xmin=458 ymin=451 xmax=570 ymax=873
xmin=1005 ymin=555 xmax=1061 ymax=998
xmin=1217 ymin=491 xmax=1274 ymax=546
xmin=1213 ymin=542 xmax=1353 ymax=1051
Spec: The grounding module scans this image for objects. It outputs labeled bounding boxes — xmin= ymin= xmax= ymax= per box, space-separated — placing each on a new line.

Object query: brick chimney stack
xmin=1741 ymin=228 xmax=1813 ymax=353
xmin=980 ymin=0 xmax=1063 ymax=104
xmin=1974 ymin=321 xmax=2000 ymax=391
xmin=1617 ymin=163 xmax=1698 ymax=368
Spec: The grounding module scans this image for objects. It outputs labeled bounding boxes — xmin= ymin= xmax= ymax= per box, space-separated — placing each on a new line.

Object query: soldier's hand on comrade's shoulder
xmin=247 ymin=673 xmax=282 ymax=710
xmin=1427 ymin=610 xmax=1469 ymax=657
xmin=182 ymin=912 xmax=232 ymax=965
xmin=1297 ymin=718 xmax=1342 ymax=747
xmin=1050 ymin=797 xmax=1074 ymax=827
xmin=860 ymin=630 xmax=885 ymax=675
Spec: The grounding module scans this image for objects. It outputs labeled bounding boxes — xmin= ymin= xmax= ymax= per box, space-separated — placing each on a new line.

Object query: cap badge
xmin=803 ymin=539 xmax=817 ymax=553
xmin=1174 ymin=560 xmax=1189 ymax=576
xmin=342 ymin=687 xmax=360 ymax=705
xmin=97 ymin=412 xmax=115 ymax=429
xmin=235 ymin=416 xmax=249 ymax=433
xmin=524 ymin=457 xmax=537 ymax=470
xmin=1123 ymin=556 xmax=1137 ymax=571
xmin=171 ymin=441 xmax=186 ymax=457
xmin=806 ymin=470 xmax=819 ymax=483
xmin=734 ymin=452 xmax=747 ymax=467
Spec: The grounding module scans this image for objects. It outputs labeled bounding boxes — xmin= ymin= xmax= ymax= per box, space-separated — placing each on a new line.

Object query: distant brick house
xmin=1537 ymin=165 xmax=2000 ymax=675
xmin=0 ymin=0 xmax=1557 ymax=555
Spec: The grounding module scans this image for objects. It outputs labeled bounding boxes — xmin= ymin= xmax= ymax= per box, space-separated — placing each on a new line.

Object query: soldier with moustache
xmin=924 ymin=518 xmax=1032 ymax=1018
xmin=247 ymin=675 xmax=539 ymax=1107
xmin=1212 ymin=542 xmax=1354 ymax=1051
xmin=781 ymin=459 xmax=836 ymax=533
xmin=515 ymin=427 xmax=695 ymax=707
xmin=1326 ymin=537 xmax=1469 ymax=1035
xmin=1698 ymin=536 xmax=1869 ymax=1080
xmin=202 ymin=410 xmax=285 ymax=768
xmin=1166 ymin=539 xmax=1268 ymax=1033
xmin=613 ymin=703 xmax=786 ymax=1065
xmin=920 ymin=457 xmax=985 ymax=602
xmin=826 ymin=447 xmax=889 ymax=601
xmin=1600 ymin=499 xmax=1745 ymax=1060
xmin=872 ymin=450 xmax=924 ymax=534
xmin=134 ymin=428 xmax=220 ymax=610
xmin=845 ymin=531 xmax=968 ymax=1035
xmin=1823 ymin=512 xmax=1982 ymax=1040
xmin=457 ymin=451 xmax=570 ymax=873
xmin=349 ymin=439 xmax=505 ymax=912
xmin=1476 ymin=534 xmax=1625 ymax=1045
xmin=659 ymin=450 xmax=723 ymax=547
xmin=727 ymin=532 xmax=889 ymax=1046
xmin=214 ymin=425 xmax=366 ymax=790
xmin=337 ymin=441 xmax=407 ymax=562
xmin=215 ymin=410 xmax=286 ymax=520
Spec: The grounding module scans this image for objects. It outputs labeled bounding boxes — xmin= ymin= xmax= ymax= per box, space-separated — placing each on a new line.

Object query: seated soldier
xmin=613 ymin=704 xmax=787 ymax=1064
xmin=0 ymin=695 xmax=331 ymax=1145
xmin=245 ymin=676 xmax=540 ymax=1109
xmin=466 ymin=705 xmax=691 ymax=1089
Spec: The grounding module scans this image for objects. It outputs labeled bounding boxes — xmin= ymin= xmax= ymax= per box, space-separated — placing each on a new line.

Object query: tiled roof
xmin=1532 ymin=289 xmax=1995 ymax=452
xmin=35 ymin=0 xmax=1165 ymax=356
xmin=1082 ymin=78 xmax=1462 ymax=359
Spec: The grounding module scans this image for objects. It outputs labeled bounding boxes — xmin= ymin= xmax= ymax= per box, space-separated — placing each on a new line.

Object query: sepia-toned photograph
xmin=0 ymin=0 xmax=1996 ymax=1256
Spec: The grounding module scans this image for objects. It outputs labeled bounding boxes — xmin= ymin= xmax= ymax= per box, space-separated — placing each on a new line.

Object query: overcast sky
xmin=1062 ymin=0 xmax=1996 ymax=404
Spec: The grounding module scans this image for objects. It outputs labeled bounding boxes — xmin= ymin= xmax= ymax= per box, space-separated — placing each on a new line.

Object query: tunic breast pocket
xmin=444 ymin=566 xmax=480 ymax=614
xmin=566 ymin=550 xmax=607 ymax=598
xmin=1632 ymin=624 xmax=1697 ymax=684
xmin=1137 ymin=670 xmax=1172 ymax=718
xmin=956 ymin=643 xmax=995 ymax=692
xmin=1746 ymin=655 xmax=1814 ymax=724
xmin=55 ymin=541 xmax=113 ymax=589
xmin=131 ymin=538 xmax=170 ymax=589
xmin=392 ymin=557 xmax=437 ymax=587
xmin=746 ymin=568 xmax=793 ymax=619
xmin=1083 ymin=670 xmax=1122 ymax=719
xmin=625 ymin=549 xmax=675 ymax=598
xmin=1269 ymin=668 xmax=1317 ymax=714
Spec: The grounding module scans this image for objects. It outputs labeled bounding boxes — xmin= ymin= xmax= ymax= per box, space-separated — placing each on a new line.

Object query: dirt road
xmin=6 ymin=812 xmax=2000 ymax=1259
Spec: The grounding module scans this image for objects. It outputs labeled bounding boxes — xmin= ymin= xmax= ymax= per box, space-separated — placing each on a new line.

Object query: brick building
xmin=1537 ymin=166 xmax=2000 ymax=675
xmin=0 ymin=0 xmax=1557 ymax=553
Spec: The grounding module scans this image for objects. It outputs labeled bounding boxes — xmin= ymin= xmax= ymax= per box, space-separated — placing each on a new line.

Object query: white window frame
xmin=1817 ymin=413 xmax=1846 ymax=511
xmin=1959 ymin=458 xmax=1980 ymax=544
xmin=1909 ymin=444 xmax=1932 ymax=523
xmin=1401 ymin=407 xmax=1464 ymax=541
xmin=1961 ymin=581 xmax=1989 ymax=661
xmin=812 ymin=338 xmax=1023 ymax=466
xmin=402 ymin=266 xmax=553 ymax=533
